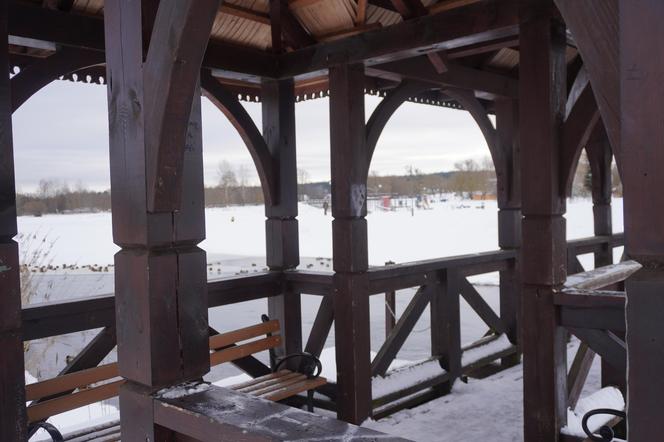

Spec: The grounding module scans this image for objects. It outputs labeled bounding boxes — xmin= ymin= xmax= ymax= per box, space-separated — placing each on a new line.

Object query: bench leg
xmin=307 ymin=390 xmax=315 ymax=413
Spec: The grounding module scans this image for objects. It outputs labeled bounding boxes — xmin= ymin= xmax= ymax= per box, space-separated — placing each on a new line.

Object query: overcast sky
xmin=11 ymin=80 xmax=491 ymax=193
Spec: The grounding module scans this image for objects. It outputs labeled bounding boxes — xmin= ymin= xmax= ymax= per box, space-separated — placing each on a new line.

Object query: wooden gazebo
xmin=1 ymin=0 xmax=662 ymax=440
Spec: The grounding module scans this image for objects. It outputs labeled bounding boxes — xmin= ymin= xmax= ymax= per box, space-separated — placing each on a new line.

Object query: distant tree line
xmin=17 ymin=156 xmax=623 ymax=216
xmin=17 ymin=179 xmax=111 ymax=216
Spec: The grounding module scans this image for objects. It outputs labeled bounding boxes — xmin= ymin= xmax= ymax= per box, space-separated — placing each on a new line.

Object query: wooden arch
xmin=200 ymin=71 xmax=276 ymax=206
xmin=365 ymin=80 xmax=430 ymax=168
xmin=11 ymin=48 xmax=104 ymax=113
xmin=365 ymin=81 xmax=512 ymax=191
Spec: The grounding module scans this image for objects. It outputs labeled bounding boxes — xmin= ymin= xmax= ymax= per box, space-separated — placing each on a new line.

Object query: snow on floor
xmin=364 ymin=339 xmax=616 ymax=442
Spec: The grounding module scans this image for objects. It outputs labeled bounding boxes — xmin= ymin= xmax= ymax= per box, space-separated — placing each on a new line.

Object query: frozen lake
xmin=20 ymin=197 xmax=624 ymax=381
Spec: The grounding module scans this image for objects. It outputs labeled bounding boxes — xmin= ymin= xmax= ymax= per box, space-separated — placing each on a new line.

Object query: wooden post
xmin=431 ymin=269 xmax=461 ymax=392
xmin=620 ymin=2 xmax=664 ymax=439
xmin=263 ymin=78 xmax=302 ymax=364
xmin=104 ymin=1 xmax=215 ymax=439
xmin=329 ymin=63 xmax=372 ymax=424
xmin=495 ymin=98 xmax=521 ymax=368
xmin=0 ymin=1 xmax=28 ymax=438
xmin=586 ymin=124 xmax=613 ymax=269
xmin=385 ymin=290 xmax=396 ymax=339
xmin=519 ymin=1 xmax=568 ymax=440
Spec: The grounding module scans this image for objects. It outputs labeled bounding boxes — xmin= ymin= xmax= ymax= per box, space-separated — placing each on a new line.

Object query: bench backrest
xmin=25 ymin=320 xmax=281 ymax=423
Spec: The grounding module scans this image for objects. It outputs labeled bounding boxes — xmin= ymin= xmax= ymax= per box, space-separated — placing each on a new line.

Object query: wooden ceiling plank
xmin=220 ymin=4 xmax=271 ymax=26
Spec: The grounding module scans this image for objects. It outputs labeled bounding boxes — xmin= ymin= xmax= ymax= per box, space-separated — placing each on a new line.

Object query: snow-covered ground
xmin=20 ymin=198 xmax=624 ymax=441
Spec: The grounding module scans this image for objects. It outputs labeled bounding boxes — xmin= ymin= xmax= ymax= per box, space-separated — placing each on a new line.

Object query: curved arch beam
xmin=200 ymin=71 xmax=276 ymax=206
xmin=555 ymin=0 xmax=620 ymax=160
xmin=11 ymin=48 xmax=104 ymax=113
xmin=560 ymin=83 xmax=601 ymax=197
xmin=444 ymin=88 xmax=507 ymax=185
xmin=365 ymin=80 xmax=430 ymax=167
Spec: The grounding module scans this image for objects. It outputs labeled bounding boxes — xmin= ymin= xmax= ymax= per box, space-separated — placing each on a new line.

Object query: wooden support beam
xmin=366 ymin=80 xmax=430 ymax=166
xmin=614 ymin=4 xmax=664 ymax=436
xmin=431 ymin=269 xmax=461 ymax=391
xmin=8 ymin=1 xmax=279 ymax=79
xmin=495 ymin=98 xmax=521 ymax=368
xmin=459 ymin=277 xmax=505 ymax=335
xmin=143 ymin=0 xmax=220 ymax=212
xmin=10 ymin=47 xmax=104 ymax=112
xmin=270 ymin=0 xmax=316 ymax=51
xmin=560 ymin=84 xmax=600 ymax=197
xmin=567 ymin=343 xmax=595 ymax=409
xmin=263 ymin=78 xmax=302 ymax=366
xmin=201 ymin=71 xmax=276 ymax=206
xmin=329 ymin=63 xmax=372 ymax=424
xmin=0 ymin=1 xmax=27 ymax=438
xmin=104 ymin=1 xmax=212 ymax=438
xmin=555 ymin=0 xmax=619 ymax=157
xmin=304 ymin=294 xmax=334 ymax=358
xmin=586 ymin=124 xmax=613 ymax=268
xmin=278 ymin=0 xmax=519 ymax=78
xmin=372 ymin=284 xmax=431 ymax=376
xmin=568 ymin=328 xmax=626 ymax=374
xmin=371 ymin=57 xmax=519 ymax=99
xmin=519 ymin=1 xmax=568 ymax=440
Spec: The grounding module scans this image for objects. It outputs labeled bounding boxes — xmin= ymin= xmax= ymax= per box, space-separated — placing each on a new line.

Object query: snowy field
xmin=21 ymin=198 xmax=624 ymax=441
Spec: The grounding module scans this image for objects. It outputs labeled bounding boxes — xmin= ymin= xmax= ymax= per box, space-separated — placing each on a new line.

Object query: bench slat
xmin=26 ymin=363 xmax=120 ymax=401
xmin=209 ymin=320 xmax=280 ymax=350
xmin=230 ymin=370 xmax=291 ymax=391
xmin=27 ymin=380 xmax=124 ymax=423
xmin=251 ymin=374 xmax=308 ymax=396
xmin=210 ymin=335 xmax=281 ymax=366
xmin=263 ymin=377 xmax=328 ymax=402
xmin=235 ymin=372 xmax=302 ymax=393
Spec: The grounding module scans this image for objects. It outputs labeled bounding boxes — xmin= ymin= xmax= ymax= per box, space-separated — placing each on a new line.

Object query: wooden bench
xmin=25 ymin=319 xmax=327 ymax=426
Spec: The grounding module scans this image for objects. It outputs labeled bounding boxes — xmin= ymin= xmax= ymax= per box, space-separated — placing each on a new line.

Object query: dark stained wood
xmin=625 ymin=267 xmax=664 ymax=440
xmin=0 ymin=4 xmax=27 ymax=437
xmin=568 ymin=328 xmax=626 ymax=374
xmin=366 ymin=80 xmax=430 ymax=166
xmin=143 ymin=0 xmax=220 ymax=212
xmin=329 ymin=63 xmax=371 ymax=424
xmin=373 ymin=57 xmax=518 ymax=99
xmin=495 ymin=98 xmax=521 ymax=367
xmin=154 ymin=385 xmax=409 ymax=441
xmin=262 ymin=77 xmax=302 ymax=365
xmin=431 ymin=270 xmax=461 ymax=389
xmin=559 ymin=306 xmax=626 ymax=333
xmin=202 ymin=72 xmax=276 ymax=206
xmin=8 ymin=1 xmax=279 ymax=80
xmin=567 ymin=343 xmax=595 ymax=409
xmin=304 ymin=294 xmax=334 ymax=357
xmin=284 ymin=270 xmax=332 ymax=296
xmin=459 ymin=277 xmax=505 ymax=334
xmin=104 ymin=1 xmax=213 ymax=438
xmin=10 ymin=48 xmax=104 ymax=112
xmin=554 ymin=0 xmax=619 ymax=156
xmin=560 ymin=84 xmax=600 ymax=197
xmin=279 ymin=0 xmax=519 ymax=79
xmin=519 ymin=2 xmax=568 ymax=439
xmin=270 ymin=0 xmax=316 ymax=50
xmin=585 ymin=124 xmax=613 ymax=268
xmin=372 ymin=284 xmax=431 ymax=376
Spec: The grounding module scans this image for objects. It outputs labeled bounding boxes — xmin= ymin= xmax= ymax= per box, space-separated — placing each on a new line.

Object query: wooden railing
xmin=20 ymin=233 xmax=626 ymax=425
xmin=555 ymin=254 xmax=636 ymax=442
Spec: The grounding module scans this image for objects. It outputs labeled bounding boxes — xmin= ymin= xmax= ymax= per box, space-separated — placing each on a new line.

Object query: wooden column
xmin=620 ymin=2 xmax=664 ymax=439
xmin=329 ymin=63 xmax=372 ymax=424
xmin=495 ymin=99 xmax=521 ymax=368
xmin=0 ymin=1 xmax=28 ymax=439
xmin=519 ymin=2 xmax=568 ymax=440
xmin=104 ymin=1 xmax=216 ymax=439
xmin=586 ymin=124 xmax=613 ymax=268
xmin=263 ymin=78 xmax=302 ymax=363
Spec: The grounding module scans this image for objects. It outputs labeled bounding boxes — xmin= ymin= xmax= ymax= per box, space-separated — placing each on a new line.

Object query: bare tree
xmin=218 ymin=161 xmax=238 ymax=205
